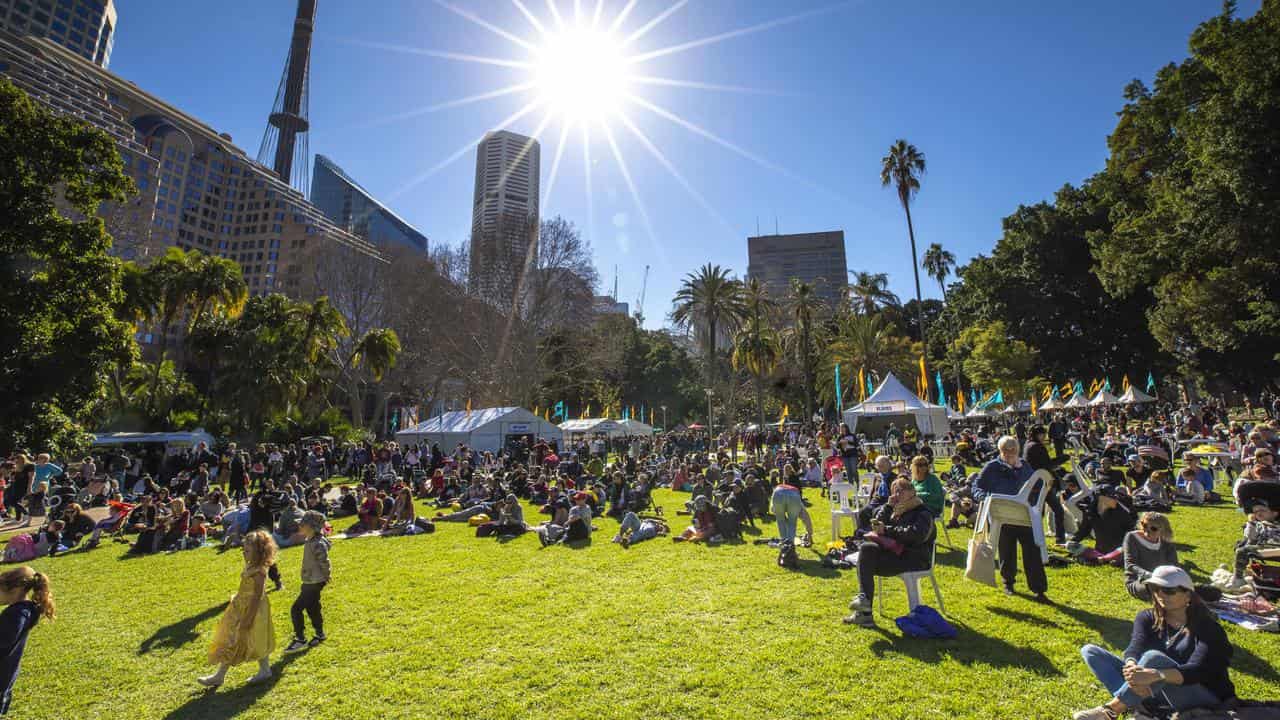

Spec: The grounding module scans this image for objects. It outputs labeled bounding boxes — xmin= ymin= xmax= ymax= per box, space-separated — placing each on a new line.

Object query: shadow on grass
xmin=161 ymin=652 xmax=303 ymax=720
xmin=867 ymin=624 xmax=1063 ymax=677
xmin=139 ymin=603 xmax=227 ymax=655
xmin=987 ymin=605 xmax=1057 ymax=630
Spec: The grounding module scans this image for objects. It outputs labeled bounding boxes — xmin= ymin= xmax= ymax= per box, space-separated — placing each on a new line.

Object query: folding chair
xmin=974 ymin=469 xmax=1053 ymax=564
xmin=828 ymin=478 xmax=858 ymax=541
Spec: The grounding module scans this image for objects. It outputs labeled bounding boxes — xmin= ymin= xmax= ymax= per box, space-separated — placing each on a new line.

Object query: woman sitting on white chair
xmin=843 ymin=478 xmax=935 ymax=628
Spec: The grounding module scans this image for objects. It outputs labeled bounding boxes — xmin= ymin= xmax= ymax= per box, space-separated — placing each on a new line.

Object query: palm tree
xmin=785 ymin=279 xmax=826 ymax=418
xmin=881 ymin=139 xmax=928 ymax=352
xmin=922 ymin=243 xmax=956 ymax=299
xmin=820 ymin=313 xmax=919 ymax=406
xmin=671 ymin=263 xmax=745 ymax=387
xmin=185 ymin=252 xmax=247 ymax=333
xmin=848 ymin=271 xmax=900 ymax=315
xmin=731 ymin=278 xmax=780 ymax=428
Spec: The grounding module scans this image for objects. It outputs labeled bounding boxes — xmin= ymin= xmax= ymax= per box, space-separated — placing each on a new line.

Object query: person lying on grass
xmin=843 ymin=478 xmax=936 ymax=627
xmin=1073 ymin=566 xmax=1235 ymax=720
xmin=613 ymin=512 xmax=669 ymax=548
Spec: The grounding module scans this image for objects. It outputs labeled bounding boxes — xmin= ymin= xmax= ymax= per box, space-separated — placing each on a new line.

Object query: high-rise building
xmin=0 ymin=0 xmax=115 ymax=67
xmin=469 ymin=129 xmax=540 ymax=305
xmin=311 ymin=154 xmax=428 ymax=253
xmin=0 ymin=30 xmax=381 ymax=355
xmin=746 ymin=230 xmax=848 ymax=307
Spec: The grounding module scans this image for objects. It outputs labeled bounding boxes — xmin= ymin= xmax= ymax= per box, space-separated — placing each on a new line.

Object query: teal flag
xmin=834 ymin=364 xmax=843 ymax=409
xmin=1073 ymin=381 xmax=1084 ymax=396
xmin=553 ymin=400 xmax=566 ymax=421
xmin=1103 ymin=378 xmax=1112 ymax=392
xmin=1146 ymin=372 xmax=1156 ymax=393
xmin=866 ymin=375 xmax=874 ymax=396
xmin=935 ymin=372 xmax=945 ymax=406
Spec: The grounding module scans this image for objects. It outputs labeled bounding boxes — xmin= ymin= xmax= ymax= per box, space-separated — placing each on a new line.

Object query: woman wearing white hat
xmin=1072 ymin=566 xmax=1235 ymax=719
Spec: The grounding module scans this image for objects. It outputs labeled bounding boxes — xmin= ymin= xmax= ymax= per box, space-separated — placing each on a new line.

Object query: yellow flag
xmin=1041 ymin=385 xmax=1052 ymax=402
xmin=582 ymin=404 xmax=589 ymax=419
xmin=1030 ymin=396 xmax=1038 ymax=414
xmin=859 ymin=368 xmax=867 ymax=402
xmin=466 ymin=398 xmax=472 ymax=420
xmin=1123 ymin=375 xmax=1131 ymax=391
xmin=650 ymin=408 xmax=654 ymax=425
xmin=918 ymin=356 xmax=927 ymax=399
xmin=957 ymin=389 xmax=965 ymax=412
xmin=779 ymin=404 xmax=789 ymax=430
xmin=544 ymin=408 xmax=550 ymax=421
xmin=1060 ymin=382 xmax=1073 ymax=397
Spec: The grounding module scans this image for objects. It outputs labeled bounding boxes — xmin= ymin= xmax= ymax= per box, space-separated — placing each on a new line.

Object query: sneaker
xmin=620 ymin=536 xmax=631 ymax=549
xmin=1071 ymin=707 xmax=1118 ymax=720
xmin=1002 ymin=584 xmax=1015 ymax=596
xmin=841 ymin=611 xmax=875 ymax=627
xmin=283 ymin=638 xmax=309 ymax=654
xmin=273 ymin=580 xmax=285 ymax=592
xmin=611 ymin=535 xmax=622 ymax=544
xmin=308 ymin=634 xmax=326 ymax=647
xmin=848 ymin=593 xmax=871 ymax=612
xmin=800 ymin=533 xmax=813 ymax=548
xmin=1065 ymin=541 xmax=1085 ymax=556
xmin=246 ymin=670 xmax=273 ymax=684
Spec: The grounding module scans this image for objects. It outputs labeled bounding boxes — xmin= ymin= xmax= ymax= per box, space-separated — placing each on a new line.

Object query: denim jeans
xmin=1080 ymin=645 xmax=1220 ymax=710
xmin=771 ymin=487 xmax=803 ymax=542
xmin=619 ymin=512 xmax=658 ymax=543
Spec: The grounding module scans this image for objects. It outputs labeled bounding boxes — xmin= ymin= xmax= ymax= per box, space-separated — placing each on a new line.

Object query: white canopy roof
xmin=615 ymin=419 xmax=655 ymax=436
xmin=1002 ymin=401 xmax=1032 ymax=414
xmin=1118 ymin=387 xmax=1155 ymax=404
xmin=1064 ymin=393 xmax=1090 ymax=408
xmin=558 ymin=418 xmax=623 ymax=436
xmin=844 ymin=373 xmax=949 ymax=437
xmin=1089 ymin=390 xmax=1120 ymax=406
xmin=396 ymin=406 xmax=562 ymax=453
xmin=92 ymin=429 xmax=215 ymax=450
xmin=943 ymin=405 xmax=966 ymax=420
xmin=1039 ymin=396 xmax=1065 ymax=410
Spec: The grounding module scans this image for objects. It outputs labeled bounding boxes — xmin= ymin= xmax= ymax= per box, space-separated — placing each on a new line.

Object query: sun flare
xmin=534 ymin=26 xmax=632 ymax=124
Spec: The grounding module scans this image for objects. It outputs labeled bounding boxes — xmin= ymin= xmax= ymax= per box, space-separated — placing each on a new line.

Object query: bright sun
xmin=534 ymin=26 xmax=632 ymax=124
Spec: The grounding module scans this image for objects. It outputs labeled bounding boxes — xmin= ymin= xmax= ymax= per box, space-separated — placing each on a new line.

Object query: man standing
xmin=972 ymin=436 xmax=1049 ymax=603
xmin=1048 ymin=414 xmax=1069 ymax=459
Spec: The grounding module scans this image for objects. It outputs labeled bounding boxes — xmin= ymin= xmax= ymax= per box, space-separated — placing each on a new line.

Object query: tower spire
xmin=258 ymin=0 xmax=316 ymax=193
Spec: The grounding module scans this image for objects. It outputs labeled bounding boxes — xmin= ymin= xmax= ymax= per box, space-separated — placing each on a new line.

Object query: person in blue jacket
xmin=972 ymin=435 xmax=1050 ymax=603
xmin=0 ymin=566 xmax=56 ymax=715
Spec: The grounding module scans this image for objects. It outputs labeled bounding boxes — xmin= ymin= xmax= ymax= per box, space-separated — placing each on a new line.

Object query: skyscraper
xmin=0 ymin=0 xmax=116 ymax=67
xmin=311 ymin=154 xmax=428 ymax=253
xmin=746 ymin=230 xmax=848 ymax=307
xmin=469 ymin=129 xmax=540 ymax=305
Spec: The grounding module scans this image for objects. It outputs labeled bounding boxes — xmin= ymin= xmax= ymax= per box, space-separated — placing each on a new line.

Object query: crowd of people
xmin=0 ymin=396 xmax=1277 ymax=716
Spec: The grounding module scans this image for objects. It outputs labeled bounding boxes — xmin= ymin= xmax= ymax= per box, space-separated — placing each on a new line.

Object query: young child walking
xmin=198 ymin=530 xmax=277 ymax=688
xmin=283 ymin=511 xmax=330 ymax=653
xmin=0 ymin=566 xmax=55 ymax=715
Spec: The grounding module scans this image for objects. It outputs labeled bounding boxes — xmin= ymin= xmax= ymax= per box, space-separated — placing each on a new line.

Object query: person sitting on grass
xmin=1123 ymin=512 xmax=1178 ymax=600
xmin=475 ymin=495 xmax=527 ymax=538
xmin=58 ymin=504 xmax=95 ymax=548
xmin=1073 ymin=566 xmax=1235 ymax=720
xmin=1068 ymin=484 xmax=1137 ymax=559
xmin=198 ymin=490 xmax=228 ymax=525
xmin=843 ymin=478 xmax=936 ymax=627
xmin=535 ymin=491 xmax=592 ymax=546
xmin=1179 ymin=455 xmax=1214 ymax=503
xmin=1226 ymin=499 xmax=1280 ymax=591
xmin=674 ymin=495 xmax=719 ymax=543
xmin=613 ymin=512 xmax=669 ymax=548
xmin=159 ymin=499 xmax=191 ymax=551
xmin=1173 ymin=467 xmax=1206 ymax=506
xmin=1133 ymin=470 xmax=1174 ymax=512
xmin=274 ymin=497 xmax=307 ymax=547
xmin=126 ymin=495 xmax=161 ymax=555
xmin=348 ymin=488 xmax=382 ymax=535
xmin=84 ymin=498 xmax=134 ymax=548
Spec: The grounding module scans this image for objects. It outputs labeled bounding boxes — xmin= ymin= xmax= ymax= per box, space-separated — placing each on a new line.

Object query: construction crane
xmin=634 ymin=265 xmax=650 ymax=325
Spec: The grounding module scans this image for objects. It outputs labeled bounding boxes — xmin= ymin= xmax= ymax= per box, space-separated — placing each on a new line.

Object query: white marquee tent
xmin=1089 ymin=390 xmax=1120 ymax=406
xmin=1118 ymin=387 xmax=1156 ymax=404
xmin=615 ymin=419 xmax=655 ymax=436
xmin=558 ymin=418 xmax=624 ymax=438
xmin=1064 ymin=393 xmax=1090 ymax=409
xmin=1040 ymin=396 xmax=1065 ymax=411
xmin=843 ymin=373 xmax=950 ymax=438
xmin=396 ymin=407 xmax=562 ymax=453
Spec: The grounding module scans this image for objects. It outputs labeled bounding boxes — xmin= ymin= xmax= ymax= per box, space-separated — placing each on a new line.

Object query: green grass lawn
xmin=15 ymin=482 xmax=1280 ymax=719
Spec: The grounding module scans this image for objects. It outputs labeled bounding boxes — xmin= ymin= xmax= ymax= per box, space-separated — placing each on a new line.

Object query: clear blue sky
xmin=110 ymin=0 xmax=1260 ymax=327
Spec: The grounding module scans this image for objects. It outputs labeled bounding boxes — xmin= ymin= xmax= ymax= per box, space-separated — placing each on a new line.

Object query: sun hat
xmin=1144 ymin=565 xmax=1193 ymax=592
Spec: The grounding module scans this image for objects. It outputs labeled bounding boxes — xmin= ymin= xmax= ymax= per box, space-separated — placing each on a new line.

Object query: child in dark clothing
xmin=0 ymin=566 xmax=55 ymax=715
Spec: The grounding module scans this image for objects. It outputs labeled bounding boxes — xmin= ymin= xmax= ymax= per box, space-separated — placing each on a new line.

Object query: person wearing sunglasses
xmin=1072 ymin=566 xmax=1235 ymax=719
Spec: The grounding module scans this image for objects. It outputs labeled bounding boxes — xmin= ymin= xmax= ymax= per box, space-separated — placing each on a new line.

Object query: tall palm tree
xmin=922 ymin=243 xmax=956 ymax=299
xmin=785 ymin=279 xmax=826 ymax=418
xmin=671 ymin=263 xmax=745 ymax=387
xmin=185 ymin=252 xmax=248 ymax=333
xmin=881 ymin=139 xmax=928 ymax=352
xmin=731 ymin=278 xmax=780 ymax=428
xmin=848 ymin=271 xmax=900 ymax=315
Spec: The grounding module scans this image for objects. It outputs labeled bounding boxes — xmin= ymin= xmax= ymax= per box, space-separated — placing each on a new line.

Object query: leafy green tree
xmin=731 ymin=278 xmax=781 ymax=427
xmin=952 ymin=320 xmax=1039 ymax=393
xmin=881 ymin=139 xmax=929 ymax=348
xmin=820 ymin=313 xmax=920 ymax=406
xmin=0 ymin=78 xmax=135 ymax=450
xmin=1087 ymin=2 xmax=1280 ymax=387
xmin=670 ymin=263 xmax=745 ymax=387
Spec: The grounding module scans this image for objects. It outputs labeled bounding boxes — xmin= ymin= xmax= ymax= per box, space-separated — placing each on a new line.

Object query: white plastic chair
xmin=876 ymin=538 xmax=945 ymax=617
xmin=935 ymin=515 xmax=954 ymax=549
xmin=974 ymin=469 xmax=1053 ymax=563
xmin=829 ymin=479 xmax=858 ymax=541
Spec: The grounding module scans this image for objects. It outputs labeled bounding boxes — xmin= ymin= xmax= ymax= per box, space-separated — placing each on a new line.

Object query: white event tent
xmin=1064 ymin=393 xmax=1090 ymax=409
xmin=615 ymin=419 xmax=655 ymax=436
xmin=843 ymin=373 xmax=950 ymax=438
xmin=1118 ymin=387 xmax=1156 ymax=404
xmin=558 ymin=418 xmax=624 ymax=438
xmin=396 ymin=407 xmax=562 ymax=453
xmin=1089 ymin=390 xmax=1120 ymax=406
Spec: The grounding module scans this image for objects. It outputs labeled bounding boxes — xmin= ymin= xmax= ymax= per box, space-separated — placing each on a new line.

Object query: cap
xmin=571 ymin=491 xmax=588 ymax=502
xmin=1144 ymin=565 xmax=1193 ymax=592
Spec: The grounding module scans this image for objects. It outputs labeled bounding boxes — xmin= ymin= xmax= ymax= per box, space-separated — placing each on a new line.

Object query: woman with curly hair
xmin=198 ymin=530 xmax=277 ymax=688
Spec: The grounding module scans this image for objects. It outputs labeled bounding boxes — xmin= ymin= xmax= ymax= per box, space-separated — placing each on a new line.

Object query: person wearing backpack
xmin=843 ymin=478 xmax=935 ymax=627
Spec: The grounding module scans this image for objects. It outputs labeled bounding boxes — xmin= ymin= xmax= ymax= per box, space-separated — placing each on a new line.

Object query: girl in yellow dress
xmin=198 ymin=530 xmax=277 ymax=688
